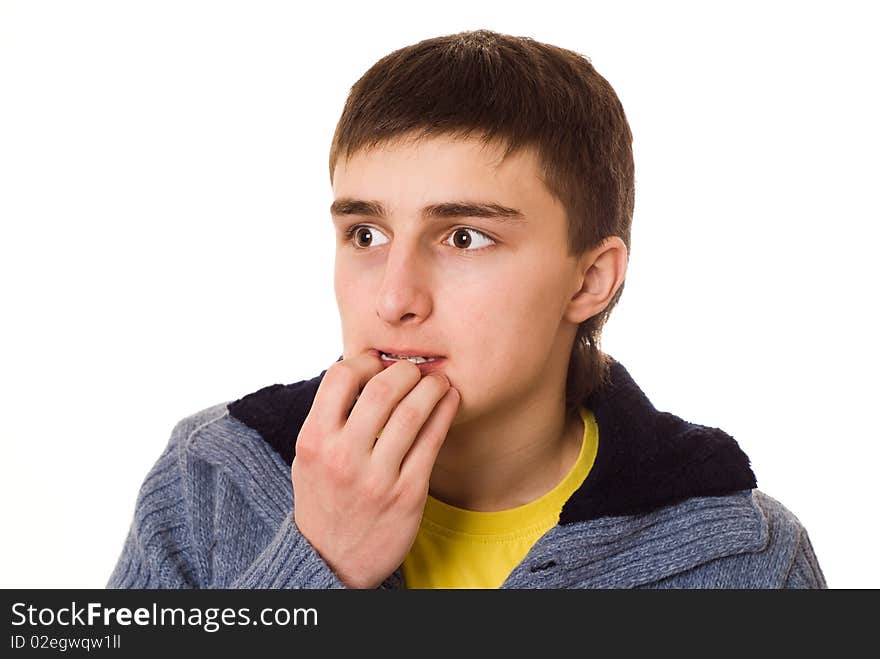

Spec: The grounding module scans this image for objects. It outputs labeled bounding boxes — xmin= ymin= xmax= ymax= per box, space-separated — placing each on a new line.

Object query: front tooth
xmin=381 ymin=352 xmax=436 ymax=363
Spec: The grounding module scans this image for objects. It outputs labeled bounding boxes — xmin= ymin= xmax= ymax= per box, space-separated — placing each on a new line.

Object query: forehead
xmin=331 ymin=134 xmax=553 ymax=210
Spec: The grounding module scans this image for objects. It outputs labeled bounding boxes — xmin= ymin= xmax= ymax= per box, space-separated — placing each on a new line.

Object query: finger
xmin=343 ymin=359 xmax=424 ymax=454
xmin=398 ymin=386 xmax=460 ymax=483
xmin=305 ymin=350 xmax=385 ymax=432
xmin=398 ymin=386 xmax=460 ymax=484
xmin=372 ymin=374 xmax=454 ymax=476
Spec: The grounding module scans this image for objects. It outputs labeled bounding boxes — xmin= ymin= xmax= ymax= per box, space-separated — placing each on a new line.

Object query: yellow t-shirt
xmin=401 ymin=406 xmax=598 ymax=589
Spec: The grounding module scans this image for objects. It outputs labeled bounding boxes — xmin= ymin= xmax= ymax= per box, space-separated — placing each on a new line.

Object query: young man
xmin=108 ymin=30 xmax=826 ymax=589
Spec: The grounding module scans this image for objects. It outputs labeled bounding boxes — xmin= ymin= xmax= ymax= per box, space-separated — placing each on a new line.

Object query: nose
xmin=374 ymin=238 xmax=433 ymax=325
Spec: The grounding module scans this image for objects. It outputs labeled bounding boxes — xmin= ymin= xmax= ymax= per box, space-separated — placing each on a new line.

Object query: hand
xmin=291 ymin=351 xmax=460 ymax=589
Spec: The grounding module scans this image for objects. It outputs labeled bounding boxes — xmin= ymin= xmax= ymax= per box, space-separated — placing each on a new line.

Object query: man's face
xmin=331 ymin=134 xmax=584 ymax=425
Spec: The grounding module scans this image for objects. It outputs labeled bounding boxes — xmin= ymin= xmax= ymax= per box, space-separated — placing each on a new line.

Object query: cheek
xmin=445 ymin=281 xmax=537 ymax=372
xmin=471 ymin=274 xmax=556 ymax=328
xmin=448 ymin=283 xmax=506 ymax=348
xmin=332 ymin=263 xmax=345 ymax=306
xmin=334 ymin=263 xmax=373 ymax=315
xmin=464 ymin=272 xmax=565 ymax=360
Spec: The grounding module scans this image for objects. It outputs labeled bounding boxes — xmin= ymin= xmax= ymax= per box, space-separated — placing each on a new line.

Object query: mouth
xmin=370 ymin=348 xmax=447 ymax=373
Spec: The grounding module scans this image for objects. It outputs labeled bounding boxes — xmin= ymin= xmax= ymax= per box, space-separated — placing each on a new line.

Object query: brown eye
xmin=451 ymin=228 xmax=471 ymax=249
xmin=348 ymin=225 xmax=389 ymax=249
xmin=354 ymin=226 xmax=372 ymax=247
xmin=445 ymin=227 xmax=495 ymax=251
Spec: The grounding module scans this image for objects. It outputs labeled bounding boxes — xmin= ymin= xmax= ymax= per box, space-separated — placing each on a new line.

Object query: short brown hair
xmin=329 ymin=29 xmax=634 ymax=414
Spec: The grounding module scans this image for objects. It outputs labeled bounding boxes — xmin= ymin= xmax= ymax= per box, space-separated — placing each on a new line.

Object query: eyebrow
xmin=330 ymin=198 xmax=527 ymax=225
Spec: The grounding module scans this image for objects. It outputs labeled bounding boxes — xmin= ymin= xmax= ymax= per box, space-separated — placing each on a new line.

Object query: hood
xmin=226 ymin=354 xmax=757 ymax=525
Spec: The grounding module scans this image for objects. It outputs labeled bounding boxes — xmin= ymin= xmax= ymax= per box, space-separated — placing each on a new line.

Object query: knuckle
xmin=394 ymin=402 xmax=423 ymax=427
xmin=388 ymin=478 xmax=408 ymax=502
xmin=293 ymin=435 xmax=319 ymax=463
xmin=392 ymin=477 xmax=425 ymax=510
xmin=324 ymin=445 xmax=355 ymax=484
xmin=326 ymin=360 xmax=355 ymax=385
xmin=362 ymin=377 xmax=393 ymax=404
xmin=361 ymin=472 xmax=391 ymax=502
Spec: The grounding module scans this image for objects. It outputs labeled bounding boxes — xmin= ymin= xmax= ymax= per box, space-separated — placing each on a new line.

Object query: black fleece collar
xmin=226 ymin=355 xmax=757 ymax=525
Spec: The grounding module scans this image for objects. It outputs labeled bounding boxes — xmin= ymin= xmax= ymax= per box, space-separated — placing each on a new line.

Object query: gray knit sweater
xmin=107 ymin=357 xmax=826 ymax=589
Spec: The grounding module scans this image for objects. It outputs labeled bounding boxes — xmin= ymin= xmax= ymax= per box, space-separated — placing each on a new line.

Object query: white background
xmin=2 ymin=0 xmax=877 ymax=588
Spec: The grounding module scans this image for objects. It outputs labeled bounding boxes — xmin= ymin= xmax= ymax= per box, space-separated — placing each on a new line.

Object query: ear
xmin=564 ymin=236 xmax=628 ymax=324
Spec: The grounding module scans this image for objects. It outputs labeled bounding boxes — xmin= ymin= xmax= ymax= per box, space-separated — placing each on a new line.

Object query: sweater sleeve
xmin=105 ymin=420 xmax=200 ymax=589
xmin=106 ymin=406 xmax=357 ymax=589
xmin=782 ymin=529 xmax=828 ymax=589
xmin=228 ymin=511 xmax=347 ymax=589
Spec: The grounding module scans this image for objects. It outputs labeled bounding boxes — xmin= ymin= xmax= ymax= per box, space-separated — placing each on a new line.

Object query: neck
xmin=427 ymin=389 xmax=584 ymax=513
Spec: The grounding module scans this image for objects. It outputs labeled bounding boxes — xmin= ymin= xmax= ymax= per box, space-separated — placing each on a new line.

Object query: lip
xmin=370 ymin=348 xmax=447 ymax=374
xmin=374 ymin=347 xmax=445 ymax=359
